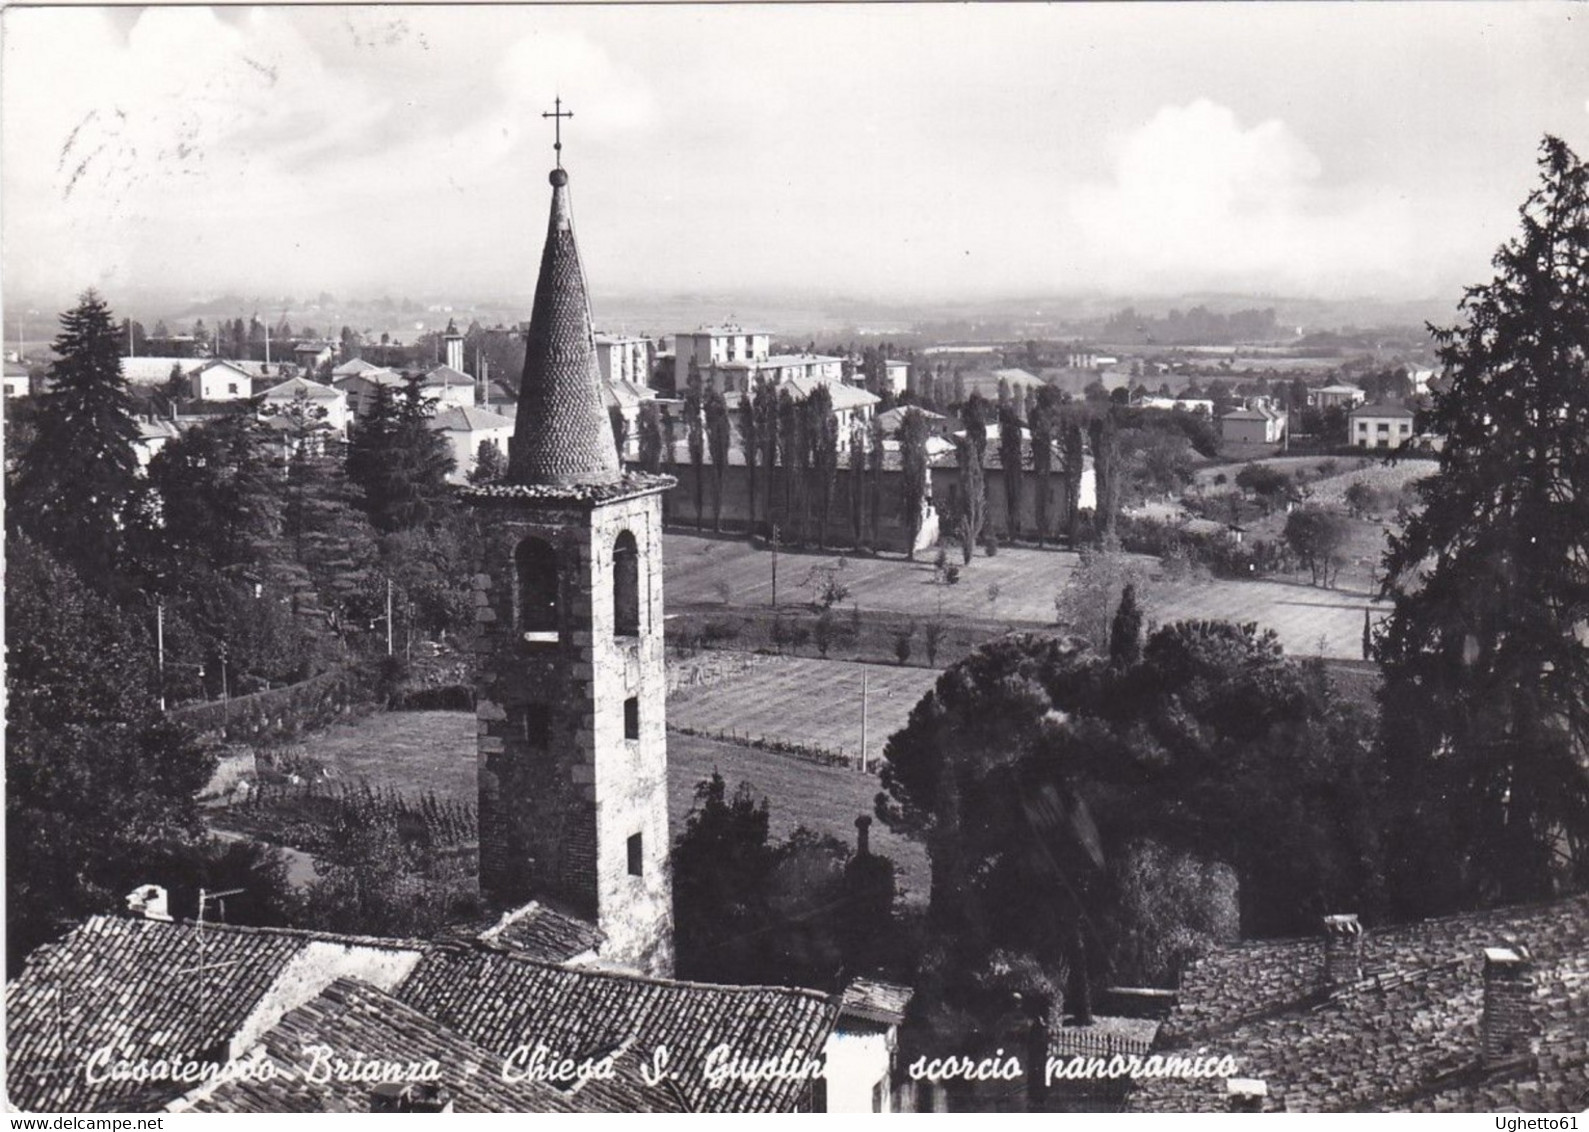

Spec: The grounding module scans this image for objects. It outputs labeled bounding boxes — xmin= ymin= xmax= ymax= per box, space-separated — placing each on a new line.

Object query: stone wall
xmin=469 ymin=488 xmax=674 ymax=977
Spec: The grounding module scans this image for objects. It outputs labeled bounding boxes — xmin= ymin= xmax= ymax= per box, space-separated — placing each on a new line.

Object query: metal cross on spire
xmin=542 ymin=96 xmax=573 ymax=168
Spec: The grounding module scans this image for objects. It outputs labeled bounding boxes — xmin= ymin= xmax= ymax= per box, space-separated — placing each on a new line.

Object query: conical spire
xmin=508 ymin=167 xmax=622 ymax=487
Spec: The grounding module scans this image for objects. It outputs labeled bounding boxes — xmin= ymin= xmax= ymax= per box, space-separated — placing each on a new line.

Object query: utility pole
xmin=859 ymin=667 xmax=869 ymax=774
xmin=156 ymin=601 xmax=166 ymax=712
xmin=771 ymin=524 xmax=780 ymax=610
xmin=387 ymin=578 xmax=395 ymax=657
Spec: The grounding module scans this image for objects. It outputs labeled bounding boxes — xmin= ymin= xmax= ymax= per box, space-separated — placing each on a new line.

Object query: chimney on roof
xmin=125 ymin=884 xmax=172 ymax=922
xmin=1226 ymin=1078 xmax=1267 ymax=1113
xmin=1480 ymin=945 xmax=1536 ymax=1065
xmin=370 ymin=1082 xmax=454 ymax=1114
xmin=855 ymin=815 xmax=872 ymax=858
xmin=1321 ymin=913 xmax=1362 ymax=987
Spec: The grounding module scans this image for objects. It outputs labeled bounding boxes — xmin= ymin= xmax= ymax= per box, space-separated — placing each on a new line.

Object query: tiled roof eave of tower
xmin=461 ymin=471 xmax=676 ymax=509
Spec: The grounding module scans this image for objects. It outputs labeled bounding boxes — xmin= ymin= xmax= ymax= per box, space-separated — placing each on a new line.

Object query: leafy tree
xmin=4 ymin=537 xmax=220 ymax=969
xmin=10 ymin=291 xmax=142 ymax=589
xmin=899 ymin=408 xmax=931 ymax=560
xmin=705 ymin=389 xmax=732 ymax=533
xmin=1284 ymin=506 xmax=1352 ymax=587
xmin=672 ymin=773 xmax=778 ymax=984
xmin=145 ymin=412 xmax=285 ymax=576
xmin=1108 ymin=583 xmax=1143 ymax=666
xmin=876 ymin=623 xmax=1383 ymax=1041
xmin=673 ymin=773 xmax=896 ymax=989
xmin=298 ymin=791 xmax=483 ymax=938
xmin=1343 ymin=480 xmax=1375 ymax=518
xmin=1235 ymin=461 xmax=1292 ymax=514
xmin=1376 ymin=136 xmax=1589 ymax=913
xmin=998 ymin=405 xmax=1024 ymax=540
xmin=468 ymin=438 xmax=507 ymax=485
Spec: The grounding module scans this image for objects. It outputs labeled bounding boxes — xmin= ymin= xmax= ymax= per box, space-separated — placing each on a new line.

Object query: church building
xmin=461 ymin=157 xmax=677 ymax=976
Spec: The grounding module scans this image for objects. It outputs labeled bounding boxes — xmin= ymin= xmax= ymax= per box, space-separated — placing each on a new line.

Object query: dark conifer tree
xmin=11 ymin=290 xmax=142 ymax=589
xmin=1376 ymin=136 xmax=1589 ymax=911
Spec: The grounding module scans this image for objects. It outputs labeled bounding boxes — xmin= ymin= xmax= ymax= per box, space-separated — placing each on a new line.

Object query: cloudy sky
xmin=3 ymin=3 xmax=1587 ymax=310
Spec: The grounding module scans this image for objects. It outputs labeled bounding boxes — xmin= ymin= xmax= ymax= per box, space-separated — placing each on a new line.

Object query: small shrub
xmin=945 ymin=565 xmax=961 ymax=585
xmin=893 ymin=622 xmax=917 ymax=665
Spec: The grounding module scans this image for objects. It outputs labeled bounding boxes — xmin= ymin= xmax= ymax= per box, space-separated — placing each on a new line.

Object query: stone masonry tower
xmin=463 ymin=160 xmax=675 ymax=976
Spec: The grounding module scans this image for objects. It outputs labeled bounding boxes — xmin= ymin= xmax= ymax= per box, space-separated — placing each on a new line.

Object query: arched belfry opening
xmin=515 ymin=537 xmax=559 ymax=641
xmin=614 ymin=530 xmax=640 ymax=638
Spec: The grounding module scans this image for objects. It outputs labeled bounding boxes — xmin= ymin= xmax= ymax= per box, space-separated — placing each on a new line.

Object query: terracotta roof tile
xmin=4 ymin=916 xmax=417 ymax=1112
xmin=180 ymin=978 xmax=593 ymax=1113
xmin=1128 ymin=895 xmax=1589 ymax=1112
xmin=395 ymin=947 xmax=838 ymax=1112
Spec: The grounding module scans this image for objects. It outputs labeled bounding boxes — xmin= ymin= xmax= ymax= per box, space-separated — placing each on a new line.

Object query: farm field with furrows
xmin=669 ymin=655 xmax=940 ymax=767
xmin=280 ymin=709 xmax=930 ymax=901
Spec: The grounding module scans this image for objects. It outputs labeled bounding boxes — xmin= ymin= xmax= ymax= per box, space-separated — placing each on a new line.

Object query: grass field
xmin=283 ymin=710 xmax=931 ymax=903
xmin=1145 ymin=574 xmax=1388 ymax=659
xmin=665 ymin=532 xmax=1076 ymax=625
xmin=670 ymin=655 xmax=939 ymax=766
xmin=669 ymin=530 xmax=1383 ymax=660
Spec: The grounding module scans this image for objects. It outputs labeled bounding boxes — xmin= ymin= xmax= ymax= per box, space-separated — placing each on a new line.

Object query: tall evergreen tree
xmin=1088 ymin=412 xmax=1120 ymax=542
xmin=686 ymin=387 xmax=706 ymax=529
xmin=899 ymin=408 xmax=931 ymax=561
xmin=998 ymin=403 xmax=1024 ymax=541
xmin=346 ymin=379 xmax=453 ymax=533
xmin=11 ymin=290 xmax=142 ymax=589
xmin=756 ymin=379 xmax=781 ymax=530
xmin=848 ymin=425 xmax=866 ymax=546
xmin=1109 ymin=583 xmax=1143 ymax=666
xmin=867 ymin=413 xmax=886 ymax=546
xmin=272 ymin=389 xmax=378 ymax=638
xmin=806 ymin=386 xmax=839 ymax=549
xmin=637 ymin=400 xmax=664 ymax=473
xmin=956 ymin=393 xmax=989 ymax=564
xmin=705 ymin=388 xmax=732 ymax=532
xmin=1030 ymin=391 xmax=1055 ymax=546
xmin=739 ymin=381 xmax=760 ymax=530
xmin=1376 ymin=136 xmax=1589 ymax=912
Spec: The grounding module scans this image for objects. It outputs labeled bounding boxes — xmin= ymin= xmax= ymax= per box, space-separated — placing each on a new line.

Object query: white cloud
xmin=1067 ymin=100 xmax=1420 ymax=296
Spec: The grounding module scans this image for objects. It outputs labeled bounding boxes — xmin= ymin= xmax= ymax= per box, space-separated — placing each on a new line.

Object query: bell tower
xmin=464 ymin=147 xmax=675 ymax=976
